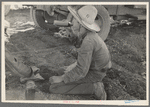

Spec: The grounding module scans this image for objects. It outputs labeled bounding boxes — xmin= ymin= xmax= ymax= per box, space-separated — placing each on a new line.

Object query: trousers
xmin=48 ymin=62 xmax=109 ymax=95
xmin=49 ymin=81 xmax=95 ymax=95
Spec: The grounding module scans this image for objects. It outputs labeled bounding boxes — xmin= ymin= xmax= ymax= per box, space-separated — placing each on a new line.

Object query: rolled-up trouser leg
xmin=49 ymin=82 xmax=94 ymax=95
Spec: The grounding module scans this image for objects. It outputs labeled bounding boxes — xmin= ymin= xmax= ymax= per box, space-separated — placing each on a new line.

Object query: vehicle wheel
xmin=30 ymin=7 xmax=56 ymax=29
xmin=94 ymin=5 xmax=110 ymax=41
xmin=5 ymin=5 xmax=11 ymax=16
xmin=30 ymin=7 xmax=40 ymax=27
xmin=30 ymin=7 xmax=66 ymax=30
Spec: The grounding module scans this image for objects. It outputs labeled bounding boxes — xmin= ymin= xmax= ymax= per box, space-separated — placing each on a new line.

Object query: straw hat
xmin=68 ymin=5 xmax=100 ymax=32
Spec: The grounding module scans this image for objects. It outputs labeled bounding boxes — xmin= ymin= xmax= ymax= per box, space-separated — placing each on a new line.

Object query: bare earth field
xmin=5 ymin=8 xmax=146 ymax=100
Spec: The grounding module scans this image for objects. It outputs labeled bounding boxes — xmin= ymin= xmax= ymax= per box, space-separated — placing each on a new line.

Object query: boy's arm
xmin=63 ymin=38 xmax=94 ymax=83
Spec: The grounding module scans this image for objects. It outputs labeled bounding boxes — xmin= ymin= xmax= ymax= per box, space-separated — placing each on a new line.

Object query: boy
xmin=49 ymin=5 xmax=111 ymax=100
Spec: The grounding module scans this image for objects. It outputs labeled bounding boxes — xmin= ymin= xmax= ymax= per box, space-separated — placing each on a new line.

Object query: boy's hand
xmin=49 ymin=75 xmax=64 ymax=84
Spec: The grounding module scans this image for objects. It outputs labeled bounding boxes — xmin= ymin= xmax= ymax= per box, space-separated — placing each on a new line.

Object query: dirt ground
xmin=4 ymin=8 xmax=146 ymax=100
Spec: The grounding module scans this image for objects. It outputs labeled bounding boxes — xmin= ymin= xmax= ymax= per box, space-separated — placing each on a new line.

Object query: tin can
xmin=25 ymin=80 xmax=36 ymax=100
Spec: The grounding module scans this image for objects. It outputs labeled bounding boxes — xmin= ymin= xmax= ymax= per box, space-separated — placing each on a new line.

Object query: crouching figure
xmin=49 ymin=5 xmax=112 ymax=100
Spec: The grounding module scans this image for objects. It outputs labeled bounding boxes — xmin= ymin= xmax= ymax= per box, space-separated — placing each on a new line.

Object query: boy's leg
xmin=49 ymin=82 xmax=94 ymax=95
xmin=49 ymin=81 xmax=107 ymax=100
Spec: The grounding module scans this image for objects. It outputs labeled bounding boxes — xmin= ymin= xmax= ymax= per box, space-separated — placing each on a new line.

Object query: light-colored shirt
xmin=63 ymin=32 xmax=110 ymax=83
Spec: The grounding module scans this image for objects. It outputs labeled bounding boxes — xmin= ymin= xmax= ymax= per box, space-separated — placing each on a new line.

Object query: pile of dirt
xmin=5 ymin=8 xmax=146 ymax=100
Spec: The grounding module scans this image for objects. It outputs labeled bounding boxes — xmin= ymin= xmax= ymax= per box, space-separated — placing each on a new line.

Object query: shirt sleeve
xmin=63 ymin=37 xmax=94 ymax=84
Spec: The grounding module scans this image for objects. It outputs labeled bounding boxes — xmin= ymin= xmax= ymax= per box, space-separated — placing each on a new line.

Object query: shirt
xmin=63 ymin=32 xmax=110 ymax=84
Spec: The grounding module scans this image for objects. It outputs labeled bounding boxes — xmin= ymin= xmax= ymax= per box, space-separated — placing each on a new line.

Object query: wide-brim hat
xmin=68 ymin=5 xmax=100 ymax=32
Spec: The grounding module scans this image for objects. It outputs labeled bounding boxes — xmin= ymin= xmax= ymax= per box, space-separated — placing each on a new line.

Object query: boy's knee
xmin=49 ymin=82 xmax=65 ymax=93
xmin=49 ymin=84 xmax=56 ymax=93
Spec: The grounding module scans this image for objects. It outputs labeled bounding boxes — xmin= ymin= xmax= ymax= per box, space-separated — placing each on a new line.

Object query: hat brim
xmin=68 ymin=6 xmax=100 ymax=32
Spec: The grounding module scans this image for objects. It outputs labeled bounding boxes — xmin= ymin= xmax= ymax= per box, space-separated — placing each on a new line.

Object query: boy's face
xmin=70 ymin=18 xmax=80 ymax=37
xmin=67 ymin=17 xmax=87 ymax=37
xmin=65 ymin=17 xmax=87 ymax=47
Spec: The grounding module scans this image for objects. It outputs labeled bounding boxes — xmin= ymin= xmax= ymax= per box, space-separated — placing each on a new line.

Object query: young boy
xmin=49 ymin=5 xmax=111 ymax=100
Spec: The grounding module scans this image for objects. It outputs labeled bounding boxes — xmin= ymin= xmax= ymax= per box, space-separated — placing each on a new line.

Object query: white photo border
xmin=1 ymin=1 xmax=149 ymax=106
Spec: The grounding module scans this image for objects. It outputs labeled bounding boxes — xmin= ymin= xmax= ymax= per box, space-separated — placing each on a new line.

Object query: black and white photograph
xmin=1 ymin=2 xmax=149 ymax=105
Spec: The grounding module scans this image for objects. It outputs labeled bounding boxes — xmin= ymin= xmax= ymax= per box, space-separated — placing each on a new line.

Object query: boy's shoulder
xmin=86 ymin=32 xmax=101 ymax=40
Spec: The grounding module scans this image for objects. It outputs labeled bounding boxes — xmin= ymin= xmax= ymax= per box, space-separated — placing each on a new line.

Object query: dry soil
xmin=5 ymin=8 xmax=146 ymax=100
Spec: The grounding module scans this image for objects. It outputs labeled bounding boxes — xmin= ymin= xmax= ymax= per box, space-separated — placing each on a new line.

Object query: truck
xmin=29 ymin=5 xmax=146 ymax=41
xmin=5 ymin=4 xmax=146 ymax=41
